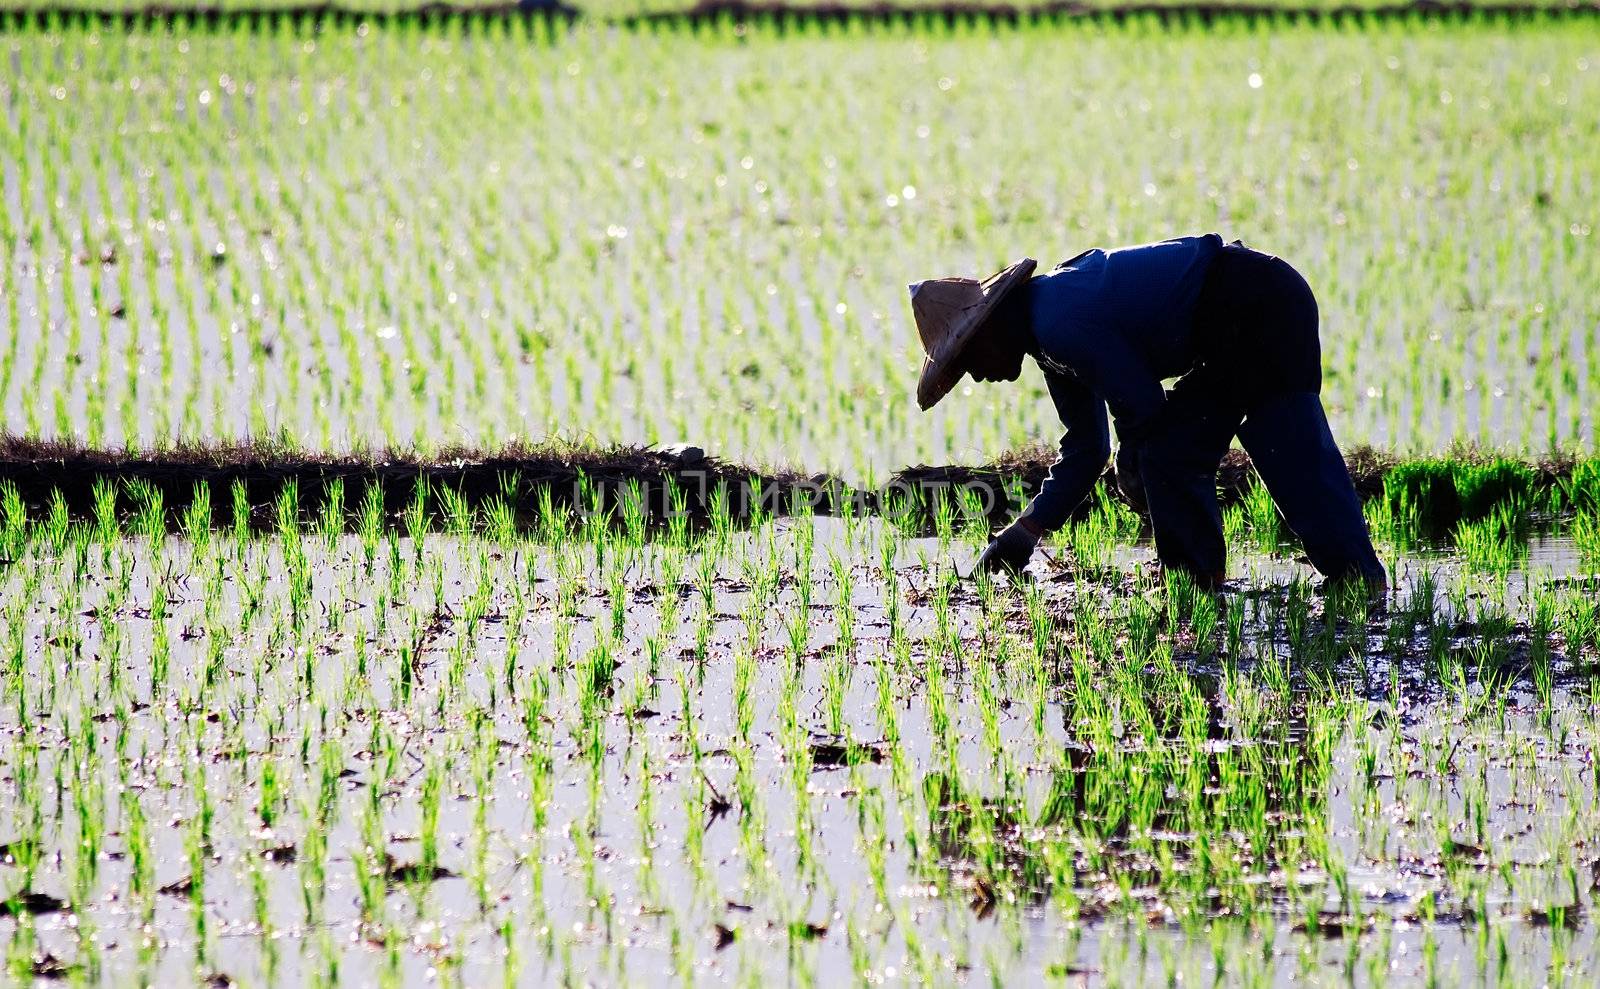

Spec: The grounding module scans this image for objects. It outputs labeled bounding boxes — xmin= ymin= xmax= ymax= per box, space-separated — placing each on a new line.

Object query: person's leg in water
xmin=1137 ymin=366 xmax=1244 ymax=586
xmin=1208 ymin=249 xmax=1386 ymax=588
xmin=1238 ymin=393 xmax=1386 ymax=585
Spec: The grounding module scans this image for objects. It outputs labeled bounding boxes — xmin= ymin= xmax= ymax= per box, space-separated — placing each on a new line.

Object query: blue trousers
xmin=1138 ymin=246 xmax=1385 ymax=583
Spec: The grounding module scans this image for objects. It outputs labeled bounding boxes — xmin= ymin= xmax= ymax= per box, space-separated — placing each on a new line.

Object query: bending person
xmin=907 ymin=234 xmax=1386 ymax=590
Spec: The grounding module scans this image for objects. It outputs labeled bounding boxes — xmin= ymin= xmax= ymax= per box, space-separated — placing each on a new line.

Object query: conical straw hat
xmin=908 ymin=258 xmax=1037 ymax=410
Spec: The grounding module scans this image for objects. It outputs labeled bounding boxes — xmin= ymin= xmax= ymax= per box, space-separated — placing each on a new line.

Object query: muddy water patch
xmin=0 ymin=518 xmax=1598 ymax=984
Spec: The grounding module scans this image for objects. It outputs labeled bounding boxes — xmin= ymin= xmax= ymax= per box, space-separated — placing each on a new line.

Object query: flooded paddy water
xmin=3 ymin=486 xmax=1600 ymax=987
xmin=3 ymin=8 xmax=1599 ymax=986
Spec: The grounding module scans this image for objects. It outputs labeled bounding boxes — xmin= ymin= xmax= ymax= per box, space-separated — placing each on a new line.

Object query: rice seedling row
xmin=0 ymin=0 xmax=1589 ymax=18
xmin=3 ymin=476 xmax=1600 ymax=983
xmin=0 ymin=19 xmax=1596 ymax=472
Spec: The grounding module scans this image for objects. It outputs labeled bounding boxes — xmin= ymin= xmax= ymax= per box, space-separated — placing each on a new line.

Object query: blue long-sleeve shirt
xmin=1018 ymin=234 xmax=1225 ymax=531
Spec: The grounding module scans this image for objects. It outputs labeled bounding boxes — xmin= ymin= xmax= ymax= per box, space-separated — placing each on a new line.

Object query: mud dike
xmin=0 ymin=436 xmax=1580 ymax=534
xmin=0 ymin=0 xmax=1595 ymax=31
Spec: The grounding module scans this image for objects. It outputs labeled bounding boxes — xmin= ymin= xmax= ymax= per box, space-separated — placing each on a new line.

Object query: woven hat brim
xmin=915 ymin=257 xmax=1037 ymax=410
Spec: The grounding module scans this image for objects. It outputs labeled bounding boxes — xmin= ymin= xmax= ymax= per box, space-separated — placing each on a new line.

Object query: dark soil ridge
xmin=627 ymin=0 xmax=1599 ymax=28
xmin=0 ymin=436 xmax=827 ymax=533
xmin=0 ymin=436 xmax=1582 ymax=535
xmin=0 ymin=0 xmax=1593 ymax=31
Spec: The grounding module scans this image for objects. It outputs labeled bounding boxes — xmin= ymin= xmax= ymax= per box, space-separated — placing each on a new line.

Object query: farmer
xmin=908 ymin=234 xmax=1386 ymax=590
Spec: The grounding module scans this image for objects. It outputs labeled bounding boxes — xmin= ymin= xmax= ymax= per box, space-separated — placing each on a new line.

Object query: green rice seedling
xmin=604 ymin=565 xmax=629 ymax=644
xmin=184 ymin=766 xmax=212 ymax=962
xmin=881 ymin=483 xmax=919 ymax=540
xmin=68 ymin=759 xmax=103 ymax=909
xmin=404 ymin=482 xmax=429 ymax=558
xmin=1223 ymin=596 xmax=1247 ymax=662
xmin=1191 ymin=588 xmax=1220 ymax=661
xmin=126 ymin=479 xmax=165 ymax=544
xmin=1089 ymin=479 xmax=1143 ymax=542
xmin=181 ymin=481 xmax=212 ymax=551
xmin=532 ymin=485 xmax=564 ymax=545
xmin=1023 ymin=584 xmax=1053 ymax=738
xmin=440 ymin=484 xmax=474 ymax=539
xmin=664 ymin=480 xmax=692 ymax=546
xmin=1067 ymin=512 xmax=1114 ymax=574
xmin=121 ymin=782 xmax=153 ymax=922
xmin=1573 ymin=509 xmax=1600 ymax=564
xmin=931 ymin=487 xmax=958 ymax=546
xmin=1243 ymin=477 xmax=1281 ymax=552
xmin=956 ymin=484 xmax=990 ymax=545
xmin=737 ymin=550 xmax=774 ymax=656
xmin=257 ymin=755 xmax=282 ymax=830
xmin=706 ymin=483 xmax=736 ymax=552
xmin=1454 ymin=500 xmax=1528 ymax=574
xmin=469 ymin=720 xmax=497 ymax=912
xmin=581 ymin=640 xmax=619 ymax=715
xmin=148 ymin=569 xmax=173 ymax=691
xmin=3 ymin=916 xmax=39 ymax=985
xmin=1454 ymin=458 xmax=1537 ymax=521
xmin=1384 ymin=460 xmax=1461 ymax=537
xmin=90 ymin=476 xmax=119 ymax=555
xmin=36 ymin=488 xmax=70 ymax=558
xmin=418 ymin=756 xmax=444 ymax=885
xmin=1560 ymin=593 xmax=1599 ymax=666
xmin=230 ymin=480 xmax=250 ymax=542
xmin=749 ymin=474 xmax=778 ymax=537
xmin=1563 ymin=461 xmax=1600 ymax=516
xmin=1223 ymin=501 xmax=1250 ymax=547
xmin=359 ymin=482 xmax=386 ymax=563
xmin=0 ymin=481 xmax=25 ymax=563
xmin=317 ymin=478 xmax=345 ymax=547
xmin=782 ymin=572 xmax=811 ymax=665
xmin=1531 ymin=583 xmax=1557 ymax=675
xmin=483 ymin=492 xmax=517 ymax=545
xmin=829 ymin=550 xmax=856 ymax=654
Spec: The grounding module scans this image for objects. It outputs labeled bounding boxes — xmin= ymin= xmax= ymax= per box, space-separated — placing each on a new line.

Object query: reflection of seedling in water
xmin=1454 ymin=500 xmax=1532 ymax=573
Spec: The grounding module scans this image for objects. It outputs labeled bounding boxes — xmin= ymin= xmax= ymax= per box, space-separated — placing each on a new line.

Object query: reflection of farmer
xmin=909 ymin=234 xmax=1385 ymax=590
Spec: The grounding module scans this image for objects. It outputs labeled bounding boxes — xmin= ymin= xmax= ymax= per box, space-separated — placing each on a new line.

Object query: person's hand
xmin=1115 ymin=442 xmax=1147 ymax=514
xmin=977 ymin=520 xmax=1040 ymax=574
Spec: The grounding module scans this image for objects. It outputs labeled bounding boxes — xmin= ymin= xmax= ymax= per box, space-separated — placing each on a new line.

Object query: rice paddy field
xmin=0 ymin=470 xmax=1597 ymax=986
xmin=1 ymin=17 xmax=1598 ymax=471
xmin=4 ymin=0 xmax=1597 ymax=14
xmin=4 ymin=8 xmax=1600 ymax=989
